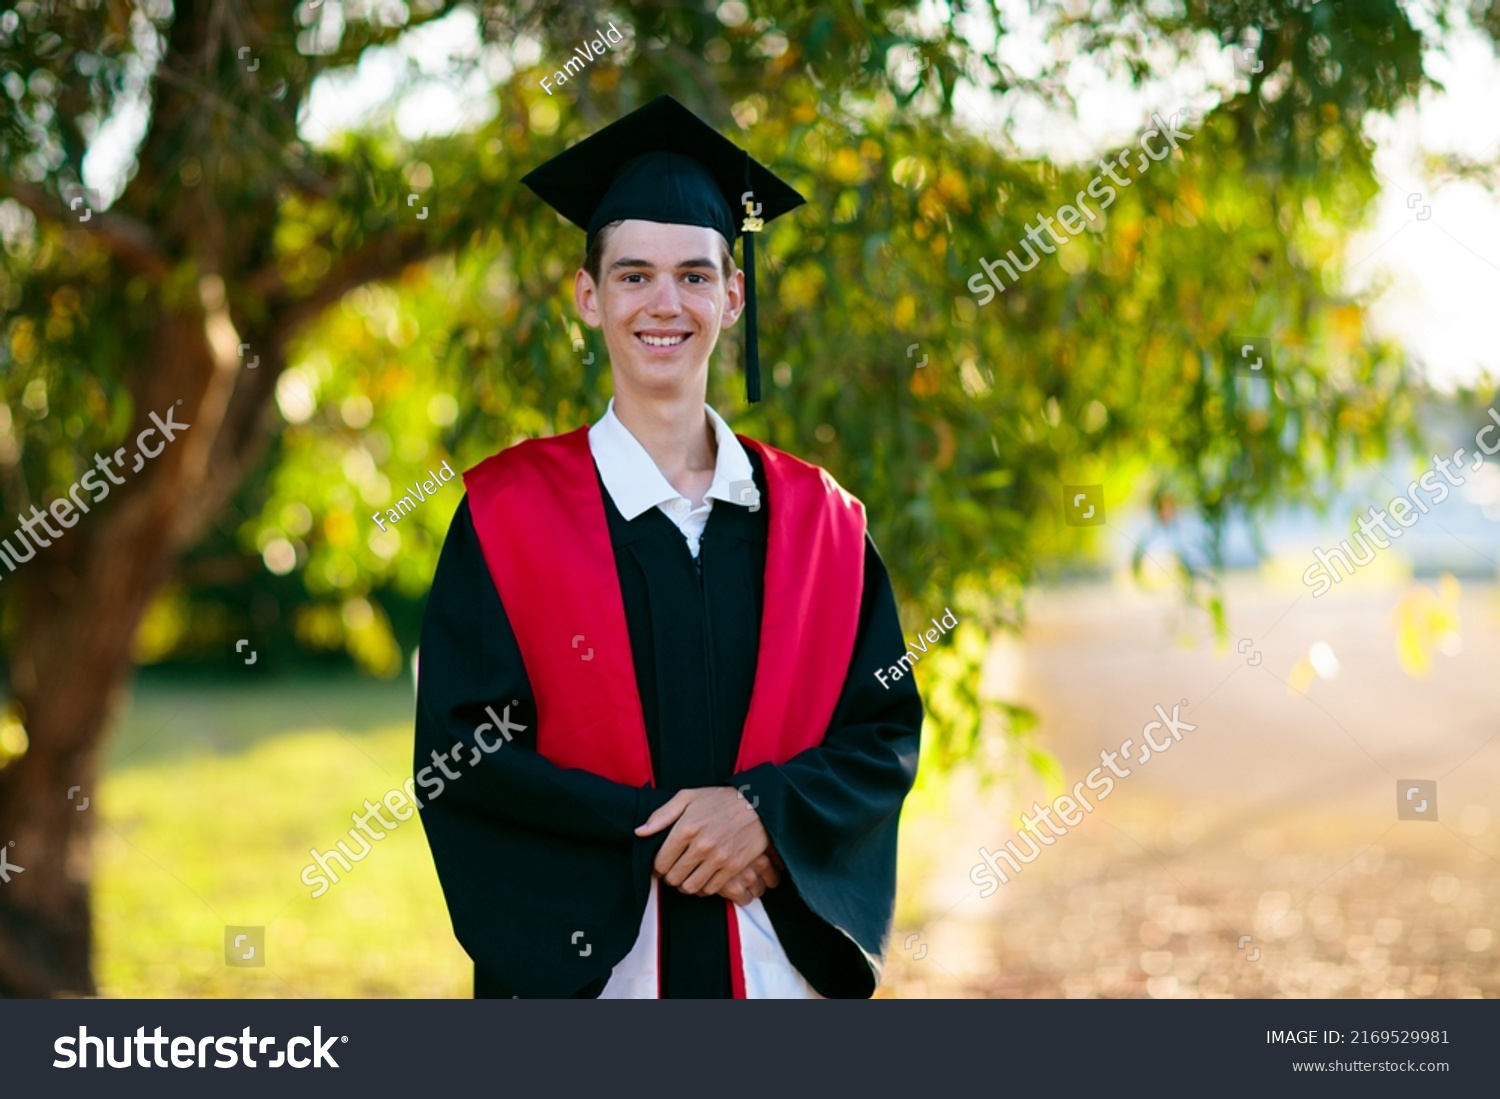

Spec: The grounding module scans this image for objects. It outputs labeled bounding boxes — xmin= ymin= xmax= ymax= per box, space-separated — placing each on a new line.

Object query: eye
xmin=621 ymin=272 xmax=646 ymax=283
xmin=684 ymin=273 xmax=708 ymax=284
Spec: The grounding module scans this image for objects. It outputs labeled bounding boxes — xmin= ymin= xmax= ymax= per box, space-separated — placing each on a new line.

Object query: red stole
xmin=462 ymin=426 xmax=867 ymax=996
xmin=463 ymin=425 xmax=866 ymax=780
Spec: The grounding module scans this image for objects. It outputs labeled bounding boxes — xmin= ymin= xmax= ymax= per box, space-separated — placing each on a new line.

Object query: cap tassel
xmin=741 ymin=159 xmax=764 ymax=404
xmin=743 ymin=229 xmax=760 ymax=403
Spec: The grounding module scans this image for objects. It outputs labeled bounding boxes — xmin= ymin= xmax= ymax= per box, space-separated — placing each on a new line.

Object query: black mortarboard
xmin=521 ymin=95 xmax=805 ymax=403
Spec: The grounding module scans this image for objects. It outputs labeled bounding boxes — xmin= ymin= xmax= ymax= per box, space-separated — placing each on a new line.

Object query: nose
xmin=646 ymin=276 xmax=683 ymax=316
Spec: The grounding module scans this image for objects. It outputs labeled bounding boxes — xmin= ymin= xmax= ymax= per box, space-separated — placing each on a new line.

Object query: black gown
xmin=414 ymin=446 xmax=922 ymax=997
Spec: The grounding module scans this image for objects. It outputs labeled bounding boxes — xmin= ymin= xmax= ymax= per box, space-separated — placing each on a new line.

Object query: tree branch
xmin=0 ymin=181 xmax=172 ymax=281
xmin=267 ymin=228 xmax=442 ymax=335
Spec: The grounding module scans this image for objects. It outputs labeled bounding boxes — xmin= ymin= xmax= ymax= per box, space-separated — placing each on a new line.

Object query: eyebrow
xmin=608 ymin=256 xmax=719 ymax=272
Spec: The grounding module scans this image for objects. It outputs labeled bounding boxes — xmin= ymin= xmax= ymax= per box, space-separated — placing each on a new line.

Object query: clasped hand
xmin=635 ymin=787 xmax=782 ymax=906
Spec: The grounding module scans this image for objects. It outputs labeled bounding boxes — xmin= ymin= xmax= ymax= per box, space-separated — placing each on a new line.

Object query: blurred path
xmin=888 ymin=576 xmax=1500 ymax=997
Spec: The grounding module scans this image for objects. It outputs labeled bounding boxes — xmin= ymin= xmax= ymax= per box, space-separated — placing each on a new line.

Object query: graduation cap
xmin=521 ymin=95 xmax=805 ymax=403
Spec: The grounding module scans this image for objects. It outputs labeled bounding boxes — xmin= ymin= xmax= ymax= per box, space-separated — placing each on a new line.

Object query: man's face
xmin=575 ymin=219 xmax=744 ymax=400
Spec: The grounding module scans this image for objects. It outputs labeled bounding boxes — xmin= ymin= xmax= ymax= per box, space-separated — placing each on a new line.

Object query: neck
xmin=611 ymin=385 xmax=717 ymax=486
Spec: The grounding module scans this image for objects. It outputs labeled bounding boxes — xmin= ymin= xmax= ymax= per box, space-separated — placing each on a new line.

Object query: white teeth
xmin=640 ymin=334 xmax=687 ymax=346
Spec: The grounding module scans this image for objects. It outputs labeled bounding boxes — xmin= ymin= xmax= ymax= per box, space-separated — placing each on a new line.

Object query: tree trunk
xmin=0 ymin=310 xmax=277 ymax=996
xmin=0 ymin=550 xmax=162 ymax=996
xmin=0 ymin=0 xmax=445 ymax=1000
xmin=0 ymin=230 xmax=428 ymax=993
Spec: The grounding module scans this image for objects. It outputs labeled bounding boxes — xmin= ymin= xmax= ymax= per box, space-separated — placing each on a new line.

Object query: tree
xmin=0 ymin=0 xmax=1492 ymax=995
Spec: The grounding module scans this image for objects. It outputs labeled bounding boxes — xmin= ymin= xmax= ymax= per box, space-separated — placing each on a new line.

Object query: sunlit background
xmin=0 ymin=0 xmax=1496 ymax=998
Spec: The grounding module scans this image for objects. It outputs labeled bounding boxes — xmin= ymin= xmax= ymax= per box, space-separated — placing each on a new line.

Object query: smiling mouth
xmin=637 ymin=333 xmax=690 ymax=347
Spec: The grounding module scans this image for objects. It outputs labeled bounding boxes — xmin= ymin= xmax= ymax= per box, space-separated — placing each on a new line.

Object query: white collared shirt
xmin=587 ymin=398 xmax=759 ymax=559
xmin=586 ymin=399 xmax=819 ymax=999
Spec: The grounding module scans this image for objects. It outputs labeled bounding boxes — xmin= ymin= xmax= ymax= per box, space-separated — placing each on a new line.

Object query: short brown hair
xmin=582 ymin=219 xmax=736 ymax=285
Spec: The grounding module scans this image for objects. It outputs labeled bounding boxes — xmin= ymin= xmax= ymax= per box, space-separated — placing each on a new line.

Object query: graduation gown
xmin=413 ymin=431 xmax=922 ymax=997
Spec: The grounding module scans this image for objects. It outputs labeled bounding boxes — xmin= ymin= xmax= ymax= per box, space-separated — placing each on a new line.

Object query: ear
xmin=718 ymin=266 xmax=746 ymax=332
xmin=575 ymin=268 xmax=603 ymax=328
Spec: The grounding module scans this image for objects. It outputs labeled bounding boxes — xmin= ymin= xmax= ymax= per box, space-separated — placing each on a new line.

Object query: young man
xmin=414 ymin=96 xmax=921 ymax=998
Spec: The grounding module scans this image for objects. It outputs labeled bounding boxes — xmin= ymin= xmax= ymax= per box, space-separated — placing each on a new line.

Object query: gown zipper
xmin=697 ymin=528 xmax=717 ymax=780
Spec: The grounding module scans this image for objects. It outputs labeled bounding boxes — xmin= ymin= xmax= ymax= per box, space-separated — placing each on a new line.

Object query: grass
xmin=93 ymin=671 xmax=946 ymax=998
xmin=95 ymin=673 xmax=472 ymax=998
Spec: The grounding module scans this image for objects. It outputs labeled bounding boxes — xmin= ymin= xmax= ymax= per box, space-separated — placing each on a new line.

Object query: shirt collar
xmin=587 ymin=398 xmax=756 ymax=521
